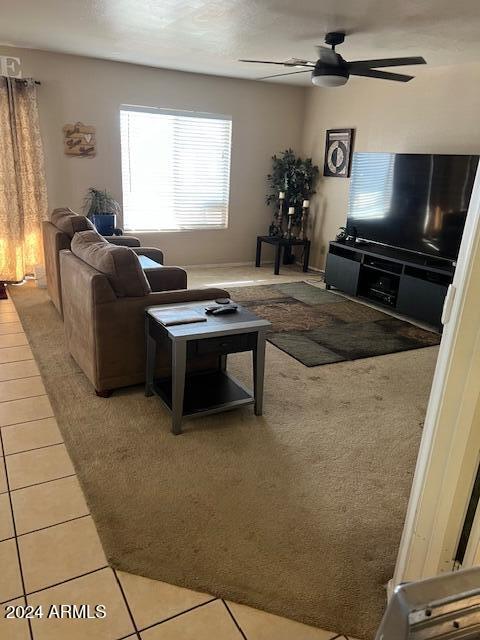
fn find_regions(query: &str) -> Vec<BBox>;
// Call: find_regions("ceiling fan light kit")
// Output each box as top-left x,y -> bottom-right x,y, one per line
311,66 -> 349,87
240,32 -> 426,88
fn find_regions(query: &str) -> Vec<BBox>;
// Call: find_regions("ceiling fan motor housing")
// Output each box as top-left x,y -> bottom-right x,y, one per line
312,59 -> 349,87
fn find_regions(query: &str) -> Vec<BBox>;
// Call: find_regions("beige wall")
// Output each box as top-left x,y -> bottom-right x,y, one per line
0,46 -> 305,265
302,63 -> 480,269
3,46 -> 478,270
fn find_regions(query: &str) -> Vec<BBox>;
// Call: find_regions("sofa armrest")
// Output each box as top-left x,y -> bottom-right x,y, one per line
109,287 -> 229,313
104,287 -> 230,323
132,247 -> 164,264
106,236 -> 141,247
144,266 -> 187,292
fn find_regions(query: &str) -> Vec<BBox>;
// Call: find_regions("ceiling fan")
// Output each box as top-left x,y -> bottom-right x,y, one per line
239,32 -> 426,87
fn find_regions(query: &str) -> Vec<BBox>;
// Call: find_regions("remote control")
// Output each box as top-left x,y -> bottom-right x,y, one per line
211,304 -> 238,315
205,305 -> 220,314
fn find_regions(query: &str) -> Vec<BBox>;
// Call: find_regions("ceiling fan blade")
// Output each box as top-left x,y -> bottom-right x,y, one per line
239,59 -> 293,65
316,45 -> 339,65
258,69 -> 313,80
239,59 -> 313,67
348,56 -> 426,69
349,67 -> 414,82
285,57 -> 316,66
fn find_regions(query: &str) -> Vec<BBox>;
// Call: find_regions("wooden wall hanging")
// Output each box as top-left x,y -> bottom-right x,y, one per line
63,122 -> 96,157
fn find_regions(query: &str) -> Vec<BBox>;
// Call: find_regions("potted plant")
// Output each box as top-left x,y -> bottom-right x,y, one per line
266,149 -> 319,264
335,226 -> 348,243
266,149 -> 319,224
83,188 -> 121,236
266,150 -> 319,260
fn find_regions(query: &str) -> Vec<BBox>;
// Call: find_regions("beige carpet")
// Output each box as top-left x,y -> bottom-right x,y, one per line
10,283 -> 438,639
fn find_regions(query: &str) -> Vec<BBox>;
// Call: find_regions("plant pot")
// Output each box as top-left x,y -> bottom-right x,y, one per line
92,213 -> 116,236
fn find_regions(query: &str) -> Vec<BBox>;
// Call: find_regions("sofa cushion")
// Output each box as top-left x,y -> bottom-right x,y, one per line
71,230 -> 151,298
51,208 -> 94,238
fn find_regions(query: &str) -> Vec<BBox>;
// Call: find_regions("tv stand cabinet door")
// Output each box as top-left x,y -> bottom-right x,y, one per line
397,275 -> 448,328
325,253 -> 360,296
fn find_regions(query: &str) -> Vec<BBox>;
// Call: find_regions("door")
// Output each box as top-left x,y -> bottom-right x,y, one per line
393,165 -> 480,586
325,252 -> 360,295
396,275 -> 448,327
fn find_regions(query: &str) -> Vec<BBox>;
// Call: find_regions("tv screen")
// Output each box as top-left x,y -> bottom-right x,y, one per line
347,153 -> 479,260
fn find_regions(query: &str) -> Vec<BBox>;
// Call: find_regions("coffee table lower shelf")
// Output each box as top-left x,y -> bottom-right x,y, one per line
152,369 -> 254,418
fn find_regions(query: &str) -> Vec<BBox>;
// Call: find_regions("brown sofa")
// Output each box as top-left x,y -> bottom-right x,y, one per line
60,232 -> 228,394
43,208 -> 145,316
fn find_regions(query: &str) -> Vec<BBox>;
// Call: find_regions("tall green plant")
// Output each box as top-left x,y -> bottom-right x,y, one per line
83,188 -> 121,218
266,149 -> 319,218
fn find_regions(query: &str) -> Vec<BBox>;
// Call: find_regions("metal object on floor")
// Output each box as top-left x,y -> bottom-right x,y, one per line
376,567 -> 480,639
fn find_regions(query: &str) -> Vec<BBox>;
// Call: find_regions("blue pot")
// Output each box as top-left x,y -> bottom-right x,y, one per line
92,214 -> 116,236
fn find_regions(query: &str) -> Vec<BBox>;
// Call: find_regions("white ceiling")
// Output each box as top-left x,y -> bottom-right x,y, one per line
1,0 -> 480,85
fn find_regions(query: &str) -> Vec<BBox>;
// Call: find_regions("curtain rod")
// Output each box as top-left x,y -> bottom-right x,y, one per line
0,76 -> 41,85
14,78 -> 41,85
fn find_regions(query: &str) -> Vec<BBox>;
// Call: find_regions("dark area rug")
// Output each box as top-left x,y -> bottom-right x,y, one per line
229,281 -> 440,366
10,282 -> 438,639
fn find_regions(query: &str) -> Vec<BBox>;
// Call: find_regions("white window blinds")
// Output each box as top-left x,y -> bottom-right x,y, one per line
348,153 -> 395,221
120,107 -> 232,231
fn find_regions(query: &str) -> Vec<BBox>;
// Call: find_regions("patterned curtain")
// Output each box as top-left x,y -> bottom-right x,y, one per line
0,77 -> 48,282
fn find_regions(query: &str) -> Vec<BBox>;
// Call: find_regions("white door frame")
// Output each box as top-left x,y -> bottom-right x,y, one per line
393,166 -> 480,585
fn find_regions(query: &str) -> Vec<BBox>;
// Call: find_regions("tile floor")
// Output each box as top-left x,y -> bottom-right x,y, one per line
0,266 -> 358,640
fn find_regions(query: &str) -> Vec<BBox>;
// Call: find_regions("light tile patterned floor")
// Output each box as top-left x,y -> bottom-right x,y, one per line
0,267 -> 357,640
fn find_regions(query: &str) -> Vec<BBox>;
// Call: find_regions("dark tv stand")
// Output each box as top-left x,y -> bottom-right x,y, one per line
324,241 -> 454,329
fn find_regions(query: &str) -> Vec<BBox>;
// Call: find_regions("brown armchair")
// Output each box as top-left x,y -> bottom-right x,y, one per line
42,208 -> 142,316
60,236 -> 228,395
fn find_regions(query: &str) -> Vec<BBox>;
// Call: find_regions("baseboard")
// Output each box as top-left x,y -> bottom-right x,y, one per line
294,261 -> 325,274
182,260 -> 324,273
306,265 -> 325,274
182,261 -> 274,268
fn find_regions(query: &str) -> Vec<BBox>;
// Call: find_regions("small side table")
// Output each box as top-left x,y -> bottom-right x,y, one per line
145,302 -> 270,435
255,236 -> 311,275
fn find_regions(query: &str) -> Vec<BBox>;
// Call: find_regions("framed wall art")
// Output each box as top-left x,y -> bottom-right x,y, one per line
63,122 -> 96,158
323,128 -> 355,178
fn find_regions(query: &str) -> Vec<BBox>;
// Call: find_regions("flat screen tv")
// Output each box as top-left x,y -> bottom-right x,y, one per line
347,153 -> 479,261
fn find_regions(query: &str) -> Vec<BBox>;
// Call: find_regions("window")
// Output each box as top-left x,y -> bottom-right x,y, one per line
120,106 -> 232,231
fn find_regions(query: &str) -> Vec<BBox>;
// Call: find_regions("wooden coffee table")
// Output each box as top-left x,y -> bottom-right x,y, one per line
145,302 -> 270,434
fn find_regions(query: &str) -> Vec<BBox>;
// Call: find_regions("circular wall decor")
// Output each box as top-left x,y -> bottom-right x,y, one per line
327,140 -> 347,175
